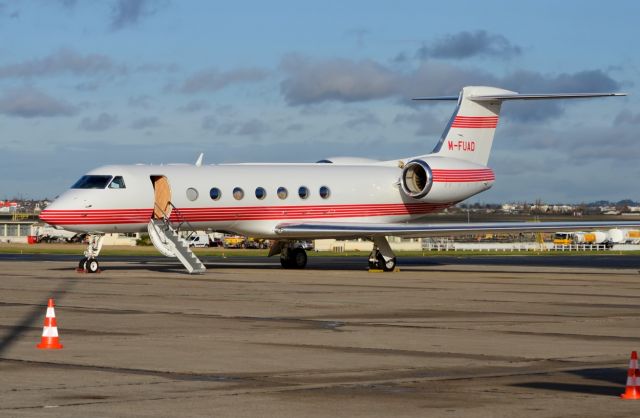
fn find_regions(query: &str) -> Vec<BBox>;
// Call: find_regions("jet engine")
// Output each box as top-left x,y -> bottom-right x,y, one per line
400,159 -> 433,199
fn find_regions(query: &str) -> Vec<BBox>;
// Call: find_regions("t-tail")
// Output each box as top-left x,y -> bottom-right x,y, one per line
416,86 -> 626,166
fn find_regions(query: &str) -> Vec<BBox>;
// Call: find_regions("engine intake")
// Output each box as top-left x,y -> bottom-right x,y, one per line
401,160 -> 433,199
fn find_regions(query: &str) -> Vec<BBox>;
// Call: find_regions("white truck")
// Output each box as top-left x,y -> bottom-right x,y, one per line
187,233 -> 210,248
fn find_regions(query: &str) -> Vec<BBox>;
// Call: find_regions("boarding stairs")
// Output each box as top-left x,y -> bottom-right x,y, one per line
147,215 -> 206,274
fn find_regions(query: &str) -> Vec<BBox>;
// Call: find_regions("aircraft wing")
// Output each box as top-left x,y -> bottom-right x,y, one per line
274,220 -> 640,239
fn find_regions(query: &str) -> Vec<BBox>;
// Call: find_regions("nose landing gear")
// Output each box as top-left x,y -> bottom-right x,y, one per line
77,235 -> 104,273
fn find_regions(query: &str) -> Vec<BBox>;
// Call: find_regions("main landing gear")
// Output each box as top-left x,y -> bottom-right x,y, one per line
368,236 -> 397,272
78,234 -> 104,273
280,245 -> 308,269
271,238 -> 398,272
269,240 -> 308,269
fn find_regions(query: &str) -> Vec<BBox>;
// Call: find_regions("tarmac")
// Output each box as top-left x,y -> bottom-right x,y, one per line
1,254 -> 640,417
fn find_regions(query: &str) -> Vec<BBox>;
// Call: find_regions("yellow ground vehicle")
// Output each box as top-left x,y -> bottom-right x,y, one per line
553,232 -> 573,245
223,236 -> 245,248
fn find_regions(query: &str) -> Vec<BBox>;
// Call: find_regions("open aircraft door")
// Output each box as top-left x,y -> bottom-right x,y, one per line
150,175 -> 172,220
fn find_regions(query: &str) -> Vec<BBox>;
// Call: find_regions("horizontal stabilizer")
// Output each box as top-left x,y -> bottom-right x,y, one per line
414,91 -> 626,101
468,92 -> 627,101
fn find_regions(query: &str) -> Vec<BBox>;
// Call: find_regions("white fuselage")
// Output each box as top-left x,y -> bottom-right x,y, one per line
40,156 -> 494,238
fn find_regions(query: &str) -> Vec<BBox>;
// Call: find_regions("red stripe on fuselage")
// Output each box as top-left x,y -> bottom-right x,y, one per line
39,203 -> 453,226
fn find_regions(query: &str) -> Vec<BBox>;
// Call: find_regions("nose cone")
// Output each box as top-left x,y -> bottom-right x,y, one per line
39,191 -> 91,227
39,196 -> 66,226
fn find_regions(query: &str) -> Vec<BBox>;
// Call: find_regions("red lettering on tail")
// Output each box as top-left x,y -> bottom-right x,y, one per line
447,140 -> 476,152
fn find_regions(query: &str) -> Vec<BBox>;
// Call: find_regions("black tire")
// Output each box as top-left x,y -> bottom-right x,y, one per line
78,257 -> 88,270
86,258 -> 100,273
291,248 -> 307,269
377,254 -> 396,272
280,255 -> 293,269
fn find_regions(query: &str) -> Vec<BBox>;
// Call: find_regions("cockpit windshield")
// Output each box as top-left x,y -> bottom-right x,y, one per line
108,176 -> 126,189
71,175 -> 113,189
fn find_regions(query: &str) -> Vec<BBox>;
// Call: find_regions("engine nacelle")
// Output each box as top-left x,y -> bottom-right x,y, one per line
400,159 -> 433,199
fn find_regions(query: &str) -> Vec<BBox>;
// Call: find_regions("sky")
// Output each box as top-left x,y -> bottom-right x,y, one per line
0,0 -> 639,203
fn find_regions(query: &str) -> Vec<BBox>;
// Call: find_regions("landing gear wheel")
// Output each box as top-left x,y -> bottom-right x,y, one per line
290,248 -> 307,269
78,257 -> 88,270
280,255 -> 292,269
369,250 -> 396,271
280,248 -> 308,269
86,258 -> 100,273
378,254 -> 397,272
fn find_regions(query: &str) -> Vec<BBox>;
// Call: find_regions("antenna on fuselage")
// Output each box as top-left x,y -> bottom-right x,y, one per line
195,153 -> 204,167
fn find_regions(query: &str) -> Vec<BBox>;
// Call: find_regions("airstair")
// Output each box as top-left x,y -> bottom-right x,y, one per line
147,218 -> 206,274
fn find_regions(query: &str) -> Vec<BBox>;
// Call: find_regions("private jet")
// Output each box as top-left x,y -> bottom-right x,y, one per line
40,86 -> 639,273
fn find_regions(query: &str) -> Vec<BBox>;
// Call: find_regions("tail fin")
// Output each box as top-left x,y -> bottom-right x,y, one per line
417,86 -> 625,166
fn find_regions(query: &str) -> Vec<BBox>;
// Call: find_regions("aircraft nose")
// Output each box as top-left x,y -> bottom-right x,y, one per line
39,193 -> 91,225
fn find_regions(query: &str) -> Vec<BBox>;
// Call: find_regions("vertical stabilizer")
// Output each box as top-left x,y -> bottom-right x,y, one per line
431,86 -> 512,165
418,86 -> 623,165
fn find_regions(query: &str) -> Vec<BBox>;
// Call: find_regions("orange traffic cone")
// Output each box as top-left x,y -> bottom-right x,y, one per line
36,298 -> 63,350
621,351 -> 639,399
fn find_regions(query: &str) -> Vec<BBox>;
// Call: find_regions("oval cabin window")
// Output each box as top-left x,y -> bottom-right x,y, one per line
186,188 -> 199,201
319,186 -> 330,199
210,188 -> 221,201
233,187 -> 244,200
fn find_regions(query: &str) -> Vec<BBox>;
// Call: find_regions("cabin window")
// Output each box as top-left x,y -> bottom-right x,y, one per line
277,187 -> 288,200
233,187 -> 244,200
186,188 -> 199,201
108,176 -> 126,189
210,187 -> 222,201
255,187 -> 266,200
298,186 -> 309,200
319,186 -> 330,199
71,175 -> 113,189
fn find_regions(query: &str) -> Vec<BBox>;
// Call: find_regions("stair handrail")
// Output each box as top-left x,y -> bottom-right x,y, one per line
154,201 -> 200,242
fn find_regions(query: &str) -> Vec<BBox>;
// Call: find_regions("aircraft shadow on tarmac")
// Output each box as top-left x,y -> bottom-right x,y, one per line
0,279 -> 76,357
512,367 -> 627,397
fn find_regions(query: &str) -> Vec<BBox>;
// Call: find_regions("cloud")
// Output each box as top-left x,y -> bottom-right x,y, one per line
55,0 -> 77,8
179,99 -> 210,113
280,55 -> 621,123
0,48 -> 123,79
130,116 -> 161,129
501,69 -> 619,93
280,56 -> 493,105
212,118 -> 270,137
0,86 -> 76,118
79,113 -> 118,131
343,110 -> 381,129
110,0 -> 165,30
499,69 -> 621,122
417,30 -> 522,60
0,3 -> 19,18
614,110 -> 640,125
179,67 -> 269,94
344,28 -> 370,48
284,123 -> 304,133
280,54 -> 397,105
201,115 -> 217,130
75,80 -> 102,91
128,95 -> 152,108
394,111 -> 443,136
